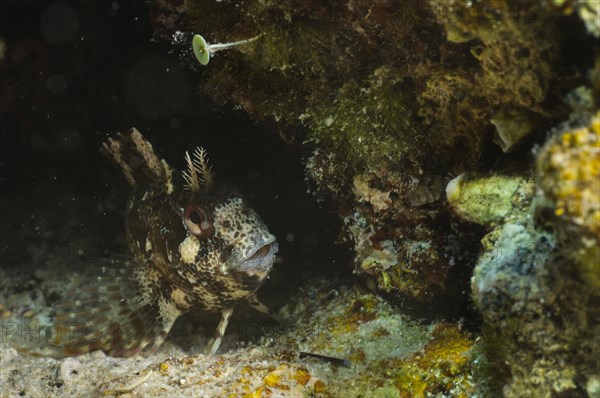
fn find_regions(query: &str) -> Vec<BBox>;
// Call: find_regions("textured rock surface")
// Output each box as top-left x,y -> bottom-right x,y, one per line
0,269 -> 476,397
1,1 -> 599,396
164,0 -> 595,311
449,111 -> 600,396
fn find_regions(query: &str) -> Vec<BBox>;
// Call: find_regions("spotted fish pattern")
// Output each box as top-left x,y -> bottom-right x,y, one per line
52,128 -> 278,357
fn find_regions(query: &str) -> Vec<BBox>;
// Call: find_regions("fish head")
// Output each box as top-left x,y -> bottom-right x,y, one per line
179,187 -> 278,284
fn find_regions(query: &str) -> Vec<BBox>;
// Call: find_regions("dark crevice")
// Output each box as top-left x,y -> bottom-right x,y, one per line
0,1 -> 350,307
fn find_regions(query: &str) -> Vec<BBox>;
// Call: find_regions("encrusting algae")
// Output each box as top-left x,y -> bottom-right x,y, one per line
537,111 -> 600,290
537,111 -> 600,238
445,106 -> 600,396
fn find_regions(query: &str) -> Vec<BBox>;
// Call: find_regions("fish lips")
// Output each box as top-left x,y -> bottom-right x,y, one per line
238,240 -> 278,275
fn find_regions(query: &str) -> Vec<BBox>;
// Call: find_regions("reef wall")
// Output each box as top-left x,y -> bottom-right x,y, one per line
149,0 -> 599,396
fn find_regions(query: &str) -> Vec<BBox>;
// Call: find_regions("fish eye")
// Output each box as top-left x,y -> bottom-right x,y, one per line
184,203 -> 214,239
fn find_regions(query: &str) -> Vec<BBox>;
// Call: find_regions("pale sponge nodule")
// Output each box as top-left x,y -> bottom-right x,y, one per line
446,173 -> 524,226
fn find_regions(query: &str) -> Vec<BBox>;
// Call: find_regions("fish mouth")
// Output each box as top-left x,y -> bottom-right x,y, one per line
238,239 -> 278,274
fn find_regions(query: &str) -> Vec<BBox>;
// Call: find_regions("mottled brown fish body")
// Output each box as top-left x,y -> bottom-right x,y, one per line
53,128 -> 277,356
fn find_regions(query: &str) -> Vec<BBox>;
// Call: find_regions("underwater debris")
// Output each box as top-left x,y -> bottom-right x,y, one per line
0,271 -> 478,396
298,351 -> 351,368
192,33 -> 262,65
108,369 -> 154,394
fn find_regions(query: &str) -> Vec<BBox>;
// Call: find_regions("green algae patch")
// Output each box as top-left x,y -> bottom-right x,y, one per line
304,66 -> 416,172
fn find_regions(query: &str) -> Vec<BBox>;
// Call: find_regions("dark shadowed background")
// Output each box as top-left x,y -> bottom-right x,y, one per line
0,0 -> 351,309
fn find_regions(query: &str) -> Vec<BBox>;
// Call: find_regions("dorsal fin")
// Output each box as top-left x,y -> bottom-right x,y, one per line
101,128 -> 174,191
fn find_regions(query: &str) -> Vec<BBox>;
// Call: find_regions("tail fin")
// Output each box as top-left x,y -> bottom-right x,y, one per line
51,259 -> 179,357
101,128 -> 173,189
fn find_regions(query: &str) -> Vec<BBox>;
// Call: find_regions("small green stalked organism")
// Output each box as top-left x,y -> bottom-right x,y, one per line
52,128 -> 278,357
192,33 -> 262,65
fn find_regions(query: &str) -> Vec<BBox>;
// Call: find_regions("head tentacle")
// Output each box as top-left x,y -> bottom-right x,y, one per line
182,147 -> 214,193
